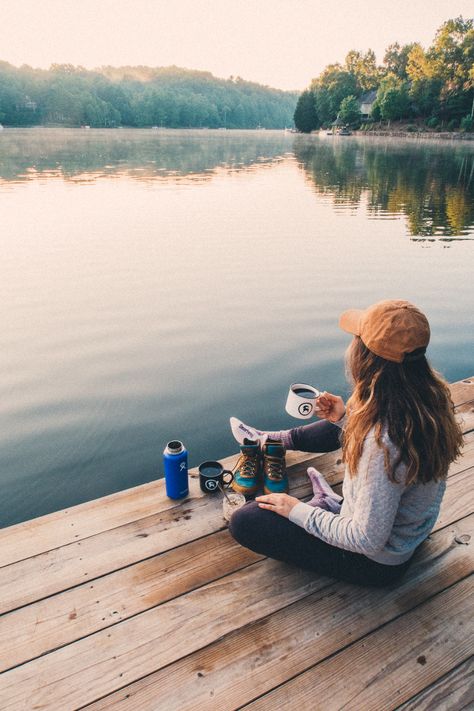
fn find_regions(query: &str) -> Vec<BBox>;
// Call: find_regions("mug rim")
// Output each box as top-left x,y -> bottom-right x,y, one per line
198,460 -> 223,476
290,382 -> 320,398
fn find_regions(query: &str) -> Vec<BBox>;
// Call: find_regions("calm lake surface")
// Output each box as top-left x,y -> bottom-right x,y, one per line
1,128 -> 473,526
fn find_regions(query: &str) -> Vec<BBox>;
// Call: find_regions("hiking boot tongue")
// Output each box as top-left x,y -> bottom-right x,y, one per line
265,442 -> 284,457
242,438 -> 259,454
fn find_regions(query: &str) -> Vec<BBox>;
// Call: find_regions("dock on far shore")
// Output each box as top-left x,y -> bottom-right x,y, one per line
0,376 -> 473,710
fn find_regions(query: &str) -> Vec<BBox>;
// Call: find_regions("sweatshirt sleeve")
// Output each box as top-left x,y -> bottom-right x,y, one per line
333,413 -> 347,429
289,433 -> 406,556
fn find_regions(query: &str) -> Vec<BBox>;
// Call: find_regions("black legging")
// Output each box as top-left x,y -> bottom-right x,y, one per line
229,420 -> 413,587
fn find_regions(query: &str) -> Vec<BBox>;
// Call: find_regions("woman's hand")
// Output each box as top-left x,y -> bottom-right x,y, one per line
314,392 -> 346,423
256,493 -> 300,518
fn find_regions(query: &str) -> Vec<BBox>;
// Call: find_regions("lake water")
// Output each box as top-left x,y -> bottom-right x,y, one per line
1,128 -> 473,526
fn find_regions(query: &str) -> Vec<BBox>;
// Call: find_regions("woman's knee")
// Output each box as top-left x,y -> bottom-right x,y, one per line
229,500 -> 266,547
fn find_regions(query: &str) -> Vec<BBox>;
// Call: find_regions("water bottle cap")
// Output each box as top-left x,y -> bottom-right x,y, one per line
166,440 -> 184,454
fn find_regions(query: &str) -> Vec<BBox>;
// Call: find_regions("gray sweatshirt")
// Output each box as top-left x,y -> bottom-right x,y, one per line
289,417 -> 446,565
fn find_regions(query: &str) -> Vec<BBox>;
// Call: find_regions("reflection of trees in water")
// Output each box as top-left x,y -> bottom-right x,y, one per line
294,136 -> 474,238
0,128 -> 293,184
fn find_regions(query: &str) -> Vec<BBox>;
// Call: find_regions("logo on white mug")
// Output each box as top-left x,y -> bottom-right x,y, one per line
298,402 -> 312,416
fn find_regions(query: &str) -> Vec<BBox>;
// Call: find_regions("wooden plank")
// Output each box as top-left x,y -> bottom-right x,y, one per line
84,515 -> 474,711
396,657 -> 474,711
0,559 -> 330,711
245,576 -> 474,711
449,375 -> 474,406
1,458 -> 471,673
0,472 -> 203,569
0,378 -> 470,565
0,443 -> 346,614
0,413 -> 470,616
0,449 -> 324,569
435,467 -> 474,528
456,399 -> 474,433
0,494 -> 228,614
0,532 -> 262,673
0,448 -> 471,618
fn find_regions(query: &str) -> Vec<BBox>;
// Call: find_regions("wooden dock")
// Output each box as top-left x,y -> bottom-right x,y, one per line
0,376 -> 473,710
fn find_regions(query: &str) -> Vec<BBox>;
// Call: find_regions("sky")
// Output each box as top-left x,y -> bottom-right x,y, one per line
0,0 -> 472,90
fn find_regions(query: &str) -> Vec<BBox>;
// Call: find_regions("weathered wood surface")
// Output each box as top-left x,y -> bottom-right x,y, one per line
85,516 -> 474,711
246,576 -> 474,711
396,657 -> 474,711
0,460 -> 472,674
0,376 -> 472,711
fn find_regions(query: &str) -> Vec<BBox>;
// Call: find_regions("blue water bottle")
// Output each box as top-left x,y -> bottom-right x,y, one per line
163,440 -> 189,499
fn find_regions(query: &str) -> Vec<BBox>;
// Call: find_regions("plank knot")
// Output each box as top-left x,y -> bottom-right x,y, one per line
454,534 -> 471,545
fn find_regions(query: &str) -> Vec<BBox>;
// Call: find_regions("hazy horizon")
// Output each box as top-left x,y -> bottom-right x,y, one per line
1,0 -> 472,91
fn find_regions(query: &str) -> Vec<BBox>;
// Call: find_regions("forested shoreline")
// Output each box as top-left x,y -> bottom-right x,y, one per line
0,63 -> 297,129
294,16 -> 474,133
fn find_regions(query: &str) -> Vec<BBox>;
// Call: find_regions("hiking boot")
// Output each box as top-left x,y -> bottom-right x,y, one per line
232,439 -> 261,496
262,439 -> 288,494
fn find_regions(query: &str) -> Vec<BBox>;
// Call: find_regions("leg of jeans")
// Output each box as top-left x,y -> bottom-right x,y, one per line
229,501 -> 412,587
289,419 -> 342,453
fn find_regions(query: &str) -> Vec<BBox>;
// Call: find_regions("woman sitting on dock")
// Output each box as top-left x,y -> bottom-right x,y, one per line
229,300 -> 464,587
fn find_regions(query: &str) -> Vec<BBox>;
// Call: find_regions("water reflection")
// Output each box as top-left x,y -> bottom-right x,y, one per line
2,129 -> 473,239
0,127 -> 293,185
294,135 -> 474,239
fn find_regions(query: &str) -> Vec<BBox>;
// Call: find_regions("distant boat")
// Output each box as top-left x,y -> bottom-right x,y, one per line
0,124 -> 4,130
326,129 -> 334,135
337,127 -> 352,136
82,125 -> 91,130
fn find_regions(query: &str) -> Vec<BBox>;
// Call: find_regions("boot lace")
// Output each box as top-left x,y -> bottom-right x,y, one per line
264,456 -> 285,480
235,452 -> 258,478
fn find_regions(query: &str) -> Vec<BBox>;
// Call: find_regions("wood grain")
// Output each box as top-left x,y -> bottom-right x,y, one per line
0,558 -> 331,710
1,459 -> 471,673
396,656 -> 474,711
0,531 -> 263,673
245,575 -> 474,711
85,515 -> 474,711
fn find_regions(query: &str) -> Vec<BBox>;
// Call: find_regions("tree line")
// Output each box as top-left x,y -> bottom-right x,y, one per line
294,16 -> 474,132
0,63 -> 298,129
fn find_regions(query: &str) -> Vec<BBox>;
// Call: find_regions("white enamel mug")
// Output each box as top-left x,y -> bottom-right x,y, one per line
285,383 -> 321,419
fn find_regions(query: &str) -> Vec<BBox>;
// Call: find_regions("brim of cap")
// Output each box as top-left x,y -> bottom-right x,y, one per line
339,308 -> 363,336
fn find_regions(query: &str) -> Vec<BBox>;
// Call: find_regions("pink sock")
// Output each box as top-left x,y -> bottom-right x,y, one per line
306,467 -> 342,512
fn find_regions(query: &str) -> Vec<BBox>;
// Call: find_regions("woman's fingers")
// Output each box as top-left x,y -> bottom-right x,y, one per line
257,502 -> 275,511
256,494 -> 281,510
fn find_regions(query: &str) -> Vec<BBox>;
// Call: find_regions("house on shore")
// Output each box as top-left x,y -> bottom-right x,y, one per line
359,90 -> 377,119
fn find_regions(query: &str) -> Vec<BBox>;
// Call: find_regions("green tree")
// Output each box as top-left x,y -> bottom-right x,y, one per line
378,85 -> 411,121
293,90 -> 318,132
338,95 -> 362,126
406,43 -> 441,116
345,49 -> 380,91
383,43 -> 417,79
428,17 -> 474,118
0,61 -> 298,129
311,65 -> 357,125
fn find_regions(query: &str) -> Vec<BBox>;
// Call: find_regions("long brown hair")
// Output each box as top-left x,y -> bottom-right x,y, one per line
342,337 -> 463,485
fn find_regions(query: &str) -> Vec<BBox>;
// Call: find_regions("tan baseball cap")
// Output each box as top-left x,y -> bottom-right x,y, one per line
339,299 -> 430,363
